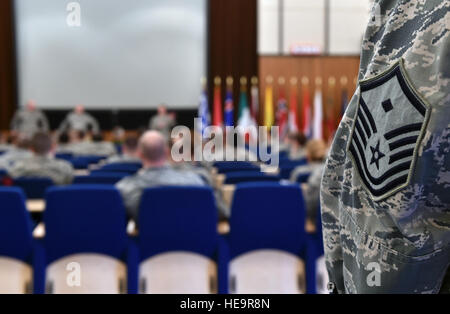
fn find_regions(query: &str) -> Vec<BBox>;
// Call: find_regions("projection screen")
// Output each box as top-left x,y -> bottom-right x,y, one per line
14,0 -> 207,109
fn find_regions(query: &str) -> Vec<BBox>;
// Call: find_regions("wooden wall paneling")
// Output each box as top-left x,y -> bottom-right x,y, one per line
208,0 -> 258,120
0,0 -> 17,131
259,56 -> 360,137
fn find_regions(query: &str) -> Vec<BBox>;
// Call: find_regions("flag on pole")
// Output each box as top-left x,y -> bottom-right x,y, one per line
250,77 -> 259,126
276,77 -> 289,139
197,79 -> 210,137
237,77 -> 253,129
224,77 -> 234,127
212,77 -> 223,127
301,85 -> 312,138
325,78 -> 336,140
288,77 -> 299,133
313,88 -> 323,140
264,77 -> 274,128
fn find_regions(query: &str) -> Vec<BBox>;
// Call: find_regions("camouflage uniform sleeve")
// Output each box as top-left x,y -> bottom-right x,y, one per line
88,115 -> 100,133
58,116 -> 70,133
320,96 -> 358,294
39,112 -> 50,132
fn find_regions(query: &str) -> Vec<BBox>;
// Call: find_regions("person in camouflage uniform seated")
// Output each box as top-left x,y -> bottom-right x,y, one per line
321,0 -> 449,293
8,133 -> 74,185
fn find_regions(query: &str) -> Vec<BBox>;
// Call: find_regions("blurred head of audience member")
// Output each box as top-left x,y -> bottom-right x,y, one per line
122,135 -> 139,158
305,139 -> 327,163
138,131 -> 168,168
58,132 -> 70,146
112,126 -> 125,143
31,132 -> 53,156
289,132 -> 307,150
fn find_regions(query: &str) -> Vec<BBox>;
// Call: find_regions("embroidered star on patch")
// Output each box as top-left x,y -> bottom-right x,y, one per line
370,140 -> 385,170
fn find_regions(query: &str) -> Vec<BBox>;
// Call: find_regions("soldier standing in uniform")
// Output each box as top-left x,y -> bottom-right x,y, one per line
148,104 -> 175,139
321,0 -> 449,293
8,132 -> 74,185
116,131 -> 204,221
10,100 -> 49,137
58,104 -> 100,134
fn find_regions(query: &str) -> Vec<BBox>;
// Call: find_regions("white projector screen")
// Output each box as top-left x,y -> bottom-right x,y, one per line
15,0 -> 207,109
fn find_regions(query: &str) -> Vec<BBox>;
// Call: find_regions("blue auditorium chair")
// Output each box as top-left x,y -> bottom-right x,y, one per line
42,185 -> 135,294
14,177 -> 54,199
224,172 -> 280,185
278,160 -> 308,180
91,163 -> 141,175
137,186 -> 228,294
279,158 -> 308,167
100,162 -> 142,172
69,156 -> 107,169
214,162 -> 260,174
0,187 -> 40,293
306,204 -> 329,294
55,153 -> 73,161
73,172 -> 129,185
228,182 -> 307,294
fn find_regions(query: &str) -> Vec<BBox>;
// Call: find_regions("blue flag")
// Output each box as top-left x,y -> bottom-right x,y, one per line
224,90 -> 234,127
198,89 -> 210,137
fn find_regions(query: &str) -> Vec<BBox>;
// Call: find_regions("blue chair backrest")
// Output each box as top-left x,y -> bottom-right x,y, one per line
14,177 -> 54,199
138,186 -> 218,261
70,156 -> 106,169
279,159 -> 308,167
224,172 -> 280,185
214,162 -> 260,174
229,182 -> 306,259
55,153 -> 73,161
100,163 -> 142,173
44,185 -> 127,264
0,187 -> 33,263
73,173 -> 128,185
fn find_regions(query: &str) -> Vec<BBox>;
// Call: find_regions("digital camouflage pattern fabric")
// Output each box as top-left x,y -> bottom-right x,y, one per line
10,109 -> 49,136
321,0 -> 450,294
8,155 -> 74,185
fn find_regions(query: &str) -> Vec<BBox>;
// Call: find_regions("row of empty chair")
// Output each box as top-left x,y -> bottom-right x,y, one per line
0,183 -> 327,294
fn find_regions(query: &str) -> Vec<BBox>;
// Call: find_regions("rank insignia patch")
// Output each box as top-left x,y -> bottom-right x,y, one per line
348,60 -> 430,201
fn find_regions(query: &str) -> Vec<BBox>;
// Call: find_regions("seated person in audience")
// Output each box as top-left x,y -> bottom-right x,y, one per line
105,135 -> 141,164
170,135 -> 212,185
291,139 -> 327,233
58,104 -> 100,134
287,132 -> 307,160
0,135 -> 32,171
55,132 -> 71,154
148,104 -> 176,139
85,133 -> 117,156
10,100 -> 50,137
116,131 -> 204,221
8,132 -> 74,185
